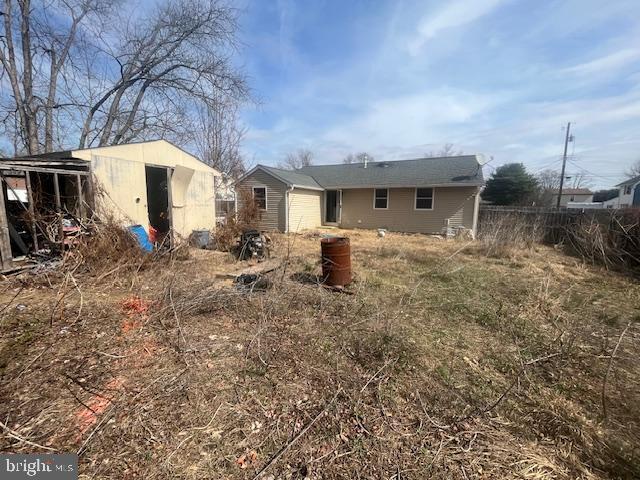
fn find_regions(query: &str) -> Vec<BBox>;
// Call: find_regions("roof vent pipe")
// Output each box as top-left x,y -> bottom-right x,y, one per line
363,154 -> 368,169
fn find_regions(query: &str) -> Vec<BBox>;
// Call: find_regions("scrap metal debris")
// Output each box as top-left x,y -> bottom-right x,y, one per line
234,229 -> 270,261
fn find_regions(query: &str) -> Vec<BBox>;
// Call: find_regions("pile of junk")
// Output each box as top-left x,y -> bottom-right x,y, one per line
233,229 -> 271,261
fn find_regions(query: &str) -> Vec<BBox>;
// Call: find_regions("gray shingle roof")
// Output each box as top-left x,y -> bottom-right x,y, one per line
258,165 -> 323,190
616,175 -> 640,187
296,155 -> 484,189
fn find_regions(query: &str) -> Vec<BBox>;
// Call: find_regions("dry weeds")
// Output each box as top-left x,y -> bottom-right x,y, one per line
0,228 -> 638,479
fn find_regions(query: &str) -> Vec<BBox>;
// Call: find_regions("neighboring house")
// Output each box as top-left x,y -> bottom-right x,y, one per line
0,140 -> 219,270
552,188 -> 593,206
235,155 -> 484,236
604,176 -> 640,208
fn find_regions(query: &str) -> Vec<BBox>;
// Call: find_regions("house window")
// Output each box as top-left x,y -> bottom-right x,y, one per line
624,185 -> 632,195
374,188 -> 388,209
253,186 -> 267,210
415,188 -> 434,210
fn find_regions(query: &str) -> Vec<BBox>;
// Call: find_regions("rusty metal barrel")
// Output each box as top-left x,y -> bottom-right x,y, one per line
320,237 -> 352,286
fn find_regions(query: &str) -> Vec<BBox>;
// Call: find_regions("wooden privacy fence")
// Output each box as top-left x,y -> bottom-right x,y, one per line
478,206 -> 640,270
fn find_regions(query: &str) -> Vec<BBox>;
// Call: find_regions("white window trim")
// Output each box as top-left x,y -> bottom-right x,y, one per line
252,186 -> 267,211
373,188 -> 389,210
414,187 -> 435,211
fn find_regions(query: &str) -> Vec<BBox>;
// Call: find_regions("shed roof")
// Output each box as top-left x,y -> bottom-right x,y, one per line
296,155 -> 484,189
20,139 -> 213,171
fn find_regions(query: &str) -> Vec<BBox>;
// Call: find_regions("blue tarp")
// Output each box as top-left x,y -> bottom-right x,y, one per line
128,225 -> 153,252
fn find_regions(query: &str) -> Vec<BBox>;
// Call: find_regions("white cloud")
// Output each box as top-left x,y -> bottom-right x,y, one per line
407,0 -> 505,55
323,88 -> 500,148
562,48 -> 640,75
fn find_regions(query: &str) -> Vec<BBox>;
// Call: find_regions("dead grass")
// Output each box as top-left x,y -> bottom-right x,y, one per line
0,228 -> 639,479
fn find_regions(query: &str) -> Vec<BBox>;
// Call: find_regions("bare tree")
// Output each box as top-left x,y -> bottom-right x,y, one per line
279,149 -> 313,169
568,172 -> 592,189
0,0 -> 111,153
342,152 -> 373,164
624,159 -> 640,178
193,98 -> 246,179
537,169 -> 560,191
76,0 -> 248,149
535,169 -> 560,206
425,143 -> 464,157
0,0 -> 249,155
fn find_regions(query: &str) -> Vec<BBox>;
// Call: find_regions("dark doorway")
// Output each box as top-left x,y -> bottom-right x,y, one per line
145,166 -> 171,236
325,190 -> 338,223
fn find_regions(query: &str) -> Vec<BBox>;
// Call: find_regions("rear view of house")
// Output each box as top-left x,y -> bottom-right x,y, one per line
236,155 -> 484,236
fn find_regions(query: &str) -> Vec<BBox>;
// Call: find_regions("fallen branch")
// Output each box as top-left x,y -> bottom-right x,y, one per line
252,388 -> 343,479
601,322 -> 632,420
0,419 -> 57,452
468,351 -> 562,419
360,358 -> 397,394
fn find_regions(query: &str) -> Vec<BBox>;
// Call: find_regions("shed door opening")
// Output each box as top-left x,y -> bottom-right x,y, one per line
145,166 -> 171,237
325,190 -> 339,224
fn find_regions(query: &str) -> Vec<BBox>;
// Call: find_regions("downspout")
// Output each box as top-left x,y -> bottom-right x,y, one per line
285,185 -> 294,233
471,186 -> 481,239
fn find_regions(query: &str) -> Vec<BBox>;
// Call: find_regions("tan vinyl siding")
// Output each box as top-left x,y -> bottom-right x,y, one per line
236,170 -> 287,231
339,187 -> 478,234
289,188 -> 322,232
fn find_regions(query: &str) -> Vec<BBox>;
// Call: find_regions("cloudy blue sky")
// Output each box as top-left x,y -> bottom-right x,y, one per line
237,0 -> 640,189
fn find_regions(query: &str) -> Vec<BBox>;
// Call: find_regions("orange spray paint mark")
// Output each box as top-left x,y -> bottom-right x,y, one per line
75,378 -> 123,440
121,296 -> 152,316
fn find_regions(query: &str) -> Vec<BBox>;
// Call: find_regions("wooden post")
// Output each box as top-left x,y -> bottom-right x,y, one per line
25,171 -> 39,251
76,173 -> 85,220
53,173 -> 64,246
0,182 -> 13,270
166,167 -> 173,247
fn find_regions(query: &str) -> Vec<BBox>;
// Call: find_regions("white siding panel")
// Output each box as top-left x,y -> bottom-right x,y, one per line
289,188 -> 322,232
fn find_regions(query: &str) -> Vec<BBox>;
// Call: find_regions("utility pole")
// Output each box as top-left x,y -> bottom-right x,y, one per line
556,122 -> 572,208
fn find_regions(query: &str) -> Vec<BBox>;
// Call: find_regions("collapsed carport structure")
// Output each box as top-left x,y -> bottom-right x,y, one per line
0,155 -> 92,271
0,140 -> 219,272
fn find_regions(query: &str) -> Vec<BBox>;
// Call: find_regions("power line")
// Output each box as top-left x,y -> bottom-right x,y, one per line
566,158 -> 622,182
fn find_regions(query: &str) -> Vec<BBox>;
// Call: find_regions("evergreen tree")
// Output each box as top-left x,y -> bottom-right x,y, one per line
482,163 -> 538,205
